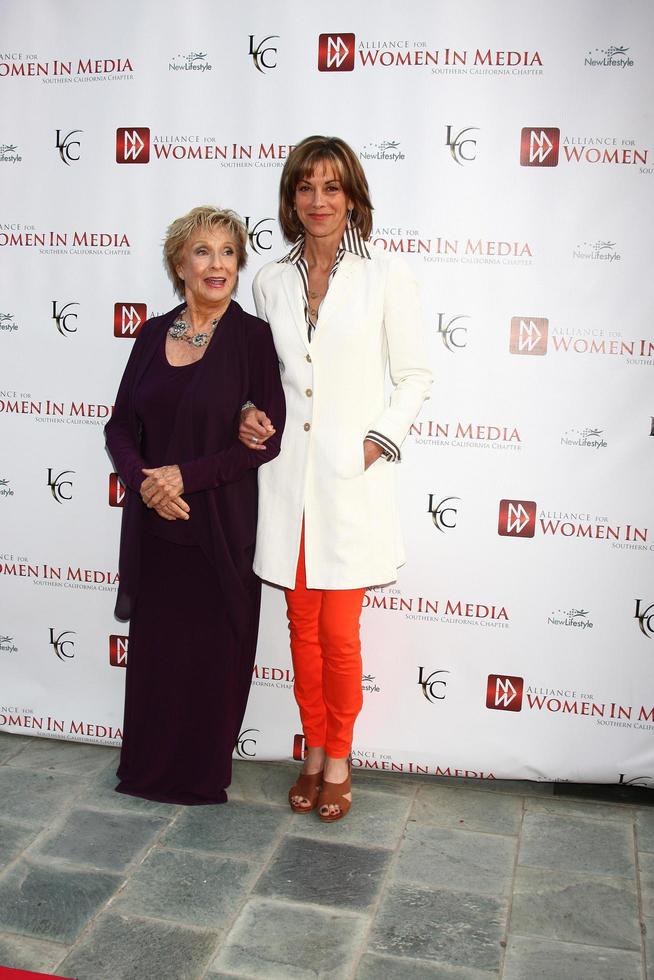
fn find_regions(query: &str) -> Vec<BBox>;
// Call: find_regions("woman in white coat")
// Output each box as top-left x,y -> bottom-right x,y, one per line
241,135 -> 432,821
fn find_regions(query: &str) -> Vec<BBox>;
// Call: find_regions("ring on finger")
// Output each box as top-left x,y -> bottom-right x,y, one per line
251,436 -> 259,444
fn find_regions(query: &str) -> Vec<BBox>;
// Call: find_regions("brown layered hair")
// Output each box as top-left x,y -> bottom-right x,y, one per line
279,136 -> 374,242
164,206 -> 248,299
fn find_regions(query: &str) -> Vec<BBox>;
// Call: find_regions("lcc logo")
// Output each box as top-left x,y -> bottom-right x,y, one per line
114,302 -> 147,338
437,313 -> 469,352
47,468 -> 74,504
244,216 -> 274,255
427,494 -> 459,532
116,127 -> 150,164
635,599 -> 654,638
498,499 -> 536,537
248,35 -> 279,73
318,33 -> 355,71
445,125 -> 479,165
109,473 -> 126,507
418,666 -> 449,702
109,634 -> 128,667
52,300 -> 79,337
619,773 -> 654,788
50,627 -> 76,662
520,127 -> 560,167
486,674 -> 524,711
235,728 -> 259,758
55,128 -> 82,166
510,316 -> 548,355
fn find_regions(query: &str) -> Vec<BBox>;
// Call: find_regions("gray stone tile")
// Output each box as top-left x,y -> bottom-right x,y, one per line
644,916 -> 654,980
0,931 -> 67,974
394,824 -> 516,897
163,800 -> 290,857
59,912 -> 218,980
411,783 -> 522,836
79,759 -> 178,816
33,806 -> 167,872
287,787 -> 412,849
637,809 -> 654,852
0,858 -> 121,942
0,732 -> 27,763
527,796 -> 633,823
0,819 -> 40,868
229,759 -> 298,806
640,851 -> 654,916
510,866 -> 641,950
211,896 -> 368,979
255,835 -> 389,911
114,846 -> 255,929
519,811 -> 635,877
369,881 -> 506,971
7,735 -> 118,775
0,768 -> 84,826
503,935 -> 642,980
356,952 -> 492,979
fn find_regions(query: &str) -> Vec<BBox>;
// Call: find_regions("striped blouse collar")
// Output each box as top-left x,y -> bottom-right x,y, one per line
279,225 -> 371,264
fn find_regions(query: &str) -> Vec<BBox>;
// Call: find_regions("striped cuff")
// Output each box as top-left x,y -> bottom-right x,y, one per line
366,430 -> 401,463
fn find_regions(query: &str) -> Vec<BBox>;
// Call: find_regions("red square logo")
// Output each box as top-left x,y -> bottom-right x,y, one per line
486,674 -> 524,711
318,34 -> 355,71
109,634 -> 128,667
116,127 -> 150,164
509,316 -> 548,355
292,733 -> 307,760
108,473 -> 126,507
520,127 -> 560,167
498,499 -> 537,537
113,302 -> 147,338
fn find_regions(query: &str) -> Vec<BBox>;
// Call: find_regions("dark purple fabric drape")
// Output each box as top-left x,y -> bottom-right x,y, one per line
105,299 -> 286,624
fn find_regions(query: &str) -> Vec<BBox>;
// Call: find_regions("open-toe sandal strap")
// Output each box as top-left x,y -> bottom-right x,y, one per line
318,776 -> 351,808
291,770 -> 323,797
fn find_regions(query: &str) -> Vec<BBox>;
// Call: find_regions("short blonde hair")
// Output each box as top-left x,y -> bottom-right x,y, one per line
279,135 -> 374,242
164,206 -> 248,299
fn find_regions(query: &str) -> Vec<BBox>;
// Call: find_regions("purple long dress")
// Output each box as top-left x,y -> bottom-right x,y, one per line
105,300 -> 285,804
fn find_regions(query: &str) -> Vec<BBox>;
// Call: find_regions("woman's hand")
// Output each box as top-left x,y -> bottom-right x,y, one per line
140,465 -> 188,517
151,497 -> 190,521
239,406 -> 276,451
363,439 -> 383,470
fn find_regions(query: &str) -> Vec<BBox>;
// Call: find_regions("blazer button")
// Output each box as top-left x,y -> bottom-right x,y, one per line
303,422 -> 311,431
306,354 -> 311,363
305,388 -> 313,397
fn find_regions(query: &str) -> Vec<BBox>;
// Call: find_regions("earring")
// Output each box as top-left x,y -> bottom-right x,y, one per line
347,208 -> 353,227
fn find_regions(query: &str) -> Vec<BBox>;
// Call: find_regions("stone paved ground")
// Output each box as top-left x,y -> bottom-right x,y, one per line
0,731 -> 652,979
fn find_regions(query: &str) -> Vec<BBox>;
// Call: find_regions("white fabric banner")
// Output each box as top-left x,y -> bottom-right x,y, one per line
1,0 -> 653,786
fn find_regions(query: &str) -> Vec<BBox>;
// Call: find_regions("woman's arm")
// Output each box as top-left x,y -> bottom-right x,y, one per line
179,318 -> 286,493
365,256 -> 433,460
104,327 -> 149,492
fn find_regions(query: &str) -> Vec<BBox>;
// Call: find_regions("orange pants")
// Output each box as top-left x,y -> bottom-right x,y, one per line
284,526 -> 365,758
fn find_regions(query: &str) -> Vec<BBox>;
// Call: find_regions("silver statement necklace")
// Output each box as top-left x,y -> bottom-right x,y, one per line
168,308 -> 223,348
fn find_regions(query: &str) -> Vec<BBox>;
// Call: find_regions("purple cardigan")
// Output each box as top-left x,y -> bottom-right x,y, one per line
105,300 -> 286,621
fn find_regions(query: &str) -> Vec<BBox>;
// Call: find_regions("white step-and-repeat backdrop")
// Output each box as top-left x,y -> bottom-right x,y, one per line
1,0 -> 653,785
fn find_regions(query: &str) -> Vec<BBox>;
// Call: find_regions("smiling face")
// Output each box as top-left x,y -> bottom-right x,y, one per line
175,226 -> 239,312
293,161 -> 353,242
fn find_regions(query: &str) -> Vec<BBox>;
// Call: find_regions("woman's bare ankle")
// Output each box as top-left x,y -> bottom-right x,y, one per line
302,746 -> 325,774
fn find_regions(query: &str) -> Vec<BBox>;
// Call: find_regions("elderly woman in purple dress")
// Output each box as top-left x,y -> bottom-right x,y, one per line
105,206 -> 285,804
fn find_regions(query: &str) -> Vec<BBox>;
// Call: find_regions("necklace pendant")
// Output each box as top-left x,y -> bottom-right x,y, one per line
168,308 -> 222,346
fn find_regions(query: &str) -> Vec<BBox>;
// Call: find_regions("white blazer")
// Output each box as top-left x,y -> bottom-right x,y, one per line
253,243 -> 432,589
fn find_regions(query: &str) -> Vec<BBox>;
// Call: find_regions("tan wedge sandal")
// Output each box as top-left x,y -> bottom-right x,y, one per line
317,763 -> 351,823
288,770 -> 323,813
